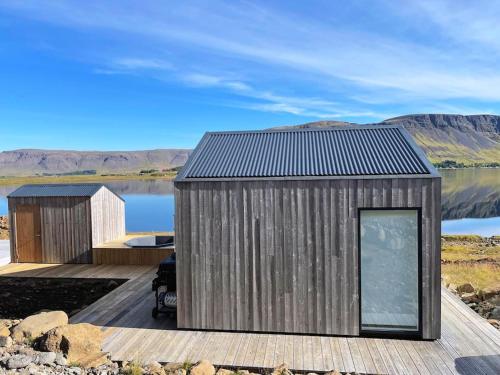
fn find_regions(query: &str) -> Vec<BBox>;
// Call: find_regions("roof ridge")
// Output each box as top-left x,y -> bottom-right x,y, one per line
175,126 -> 439,181
205,124 -> 399,136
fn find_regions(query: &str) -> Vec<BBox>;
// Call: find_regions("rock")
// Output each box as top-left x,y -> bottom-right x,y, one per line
216,369 -> 235,375
489,307 -> 500,320
147,361 -> 166,375
325,371 -> 341,375
35,351 -> 57,365
70,366 -> 82,375
6,354 -> 34,369
0,326 -> 10,337
272,363 -> 293,375
461,292 -> 479,303
0,319 -> 14,329
78,351 -> 109,369
164,362 -> 182,371
488,294 -> 500,305
456,283 -> 475,294
39,323 -> 103,363
478,288 -> 498,301
487,319 -> 499,329
164,363 -> 187,375
55,352 -> 67,366
190,360 -> 215,375
11,311 -> 68,343
0,336 -> 12,348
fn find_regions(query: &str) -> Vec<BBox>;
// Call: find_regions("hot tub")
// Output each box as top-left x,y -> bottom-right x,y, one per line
125,235 -> 174,248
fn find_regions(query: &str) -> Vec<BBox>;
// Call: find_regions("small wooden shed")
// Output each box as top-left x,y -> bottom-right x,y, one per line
8,183 -> 125,264
175,125 -> 441,339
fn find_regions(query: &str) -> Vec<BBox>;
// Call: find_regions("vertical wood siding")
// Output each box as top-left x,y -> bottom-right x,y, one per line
9,196 -> 92,263
175,177 -> 441,339
90,188 -> 126,247
8,188 -> 125,264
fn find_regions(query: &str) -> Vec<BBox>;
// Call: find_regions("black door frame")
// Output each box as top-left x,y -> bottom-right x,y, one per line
358,207 -> 423,339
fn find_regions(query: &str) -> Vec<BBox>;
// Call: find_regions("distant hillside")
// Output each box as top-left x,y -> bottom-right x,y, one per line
2,114 -> 499,176
274,114 -> 500,166
0,149 -> 191,176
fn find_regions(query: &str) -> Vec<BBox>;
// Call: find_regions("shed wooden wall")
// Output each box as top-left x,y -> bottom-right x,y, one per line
8,196 -> 93,263
175,177 -> 441,339
90,188 -> 125,247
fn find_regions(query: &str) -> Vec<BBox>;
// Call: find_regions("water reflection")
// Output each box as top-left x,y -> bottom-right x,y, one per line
441,168 -> 500,220
0,169 -> 499,234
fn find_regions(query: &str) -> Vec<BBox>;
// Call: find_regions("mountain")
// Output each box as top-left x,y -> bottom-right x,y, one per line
274,114 -> 500,166
1,114 -> 499,176
0,149 -> 191,176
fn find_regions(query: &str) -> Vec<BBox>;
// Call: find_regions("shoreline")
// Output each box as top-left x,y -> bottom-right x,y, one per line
0,173 -> 176,186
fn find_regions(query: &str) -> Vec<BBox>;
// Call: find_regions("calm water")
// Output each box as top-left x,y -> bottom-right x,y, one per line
0,169 -> 499,235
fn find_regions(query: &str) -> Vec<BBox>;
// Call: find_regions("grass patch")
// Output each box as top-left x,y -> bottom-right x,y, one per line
441,236 -> 499,292
181,360 -> 194,371
441,236 -> 499,263
442,234 -> 483,242
122,362 -> 143,375
442,263 -> 500,291
0,173 -> 176,186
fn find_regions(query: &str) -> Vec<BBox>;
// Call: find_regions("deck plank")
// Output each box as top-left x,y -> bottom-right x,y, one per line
1,264 -> 499,374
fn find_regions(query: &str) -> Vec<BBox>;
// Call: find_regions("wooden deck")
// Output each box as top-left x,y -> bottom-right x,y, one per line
1,263 -> 499,374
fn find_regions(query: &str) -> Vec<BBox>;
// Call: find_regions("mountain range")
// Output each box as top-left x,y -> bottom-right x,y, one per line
0,149 -> 191,176
1,114 -> 499,176
274,114 -> 500,167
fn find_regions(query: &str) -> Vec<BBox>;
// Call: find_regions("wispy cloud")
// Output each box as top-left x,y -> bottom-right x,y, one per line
1,0 -> 499,120
112,58 -> 173,70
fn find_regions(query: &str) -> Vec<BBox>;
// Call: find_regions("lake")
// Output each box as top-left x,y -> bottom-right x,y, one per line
0,168 -> 499,236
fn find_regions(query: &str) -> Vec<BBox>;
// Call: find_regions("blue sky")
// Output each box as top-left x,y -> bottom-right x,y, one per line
1,1 -> 500,150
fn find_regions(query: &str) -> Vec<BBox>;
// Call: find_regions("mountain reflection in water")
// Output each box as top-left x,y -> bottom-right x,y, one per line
0,169 -> 498,234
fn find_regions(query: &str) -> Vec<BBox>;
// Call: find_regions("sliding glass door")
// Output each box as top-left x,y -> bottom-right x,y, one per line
360,209 -> 420,334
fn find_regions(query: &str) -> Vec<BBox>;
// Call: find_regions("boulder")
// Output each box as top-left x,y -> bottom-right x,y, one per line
35,351 -> 57,365
147,361 -> 166,375
39,323 -> 103,363
461,292 -> 479,303
216,369 -> 235,375
55,352 -> 67,366
191,360 -> 215,375
0,326 -> 10,337
456,283 -> 475,294
0,335 -> 12,348
11,311 -> 68,343
78,351 -> 110,369
488,294 -> 500,306
272,363 -> 293,375
164,362 -> 187,375
6,354 -> 34,369
489,307 -> 500,320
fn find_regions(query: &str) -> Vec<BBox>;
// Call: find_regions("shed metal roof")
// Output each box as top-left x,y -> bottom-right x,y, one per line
8,183 -> 124,201
176,125 -> 438,181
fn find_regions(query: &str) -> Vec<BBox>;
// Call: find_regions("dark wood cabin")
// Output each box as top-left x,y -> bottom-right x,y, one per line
174,125 -> 441,339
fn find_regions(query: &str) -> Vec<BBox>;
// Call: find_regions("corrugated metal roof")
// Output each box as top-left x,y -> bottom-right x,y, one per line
177,126 -> 433,180
8,183 -> 124,201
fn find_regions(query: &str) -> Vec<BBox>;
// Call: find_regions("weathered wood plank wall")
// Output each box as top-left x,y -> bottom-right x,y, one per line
175,177 -> 441,339
8,196 -> 93,263
90,188 -> 126,247
8,189 -> 125,264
